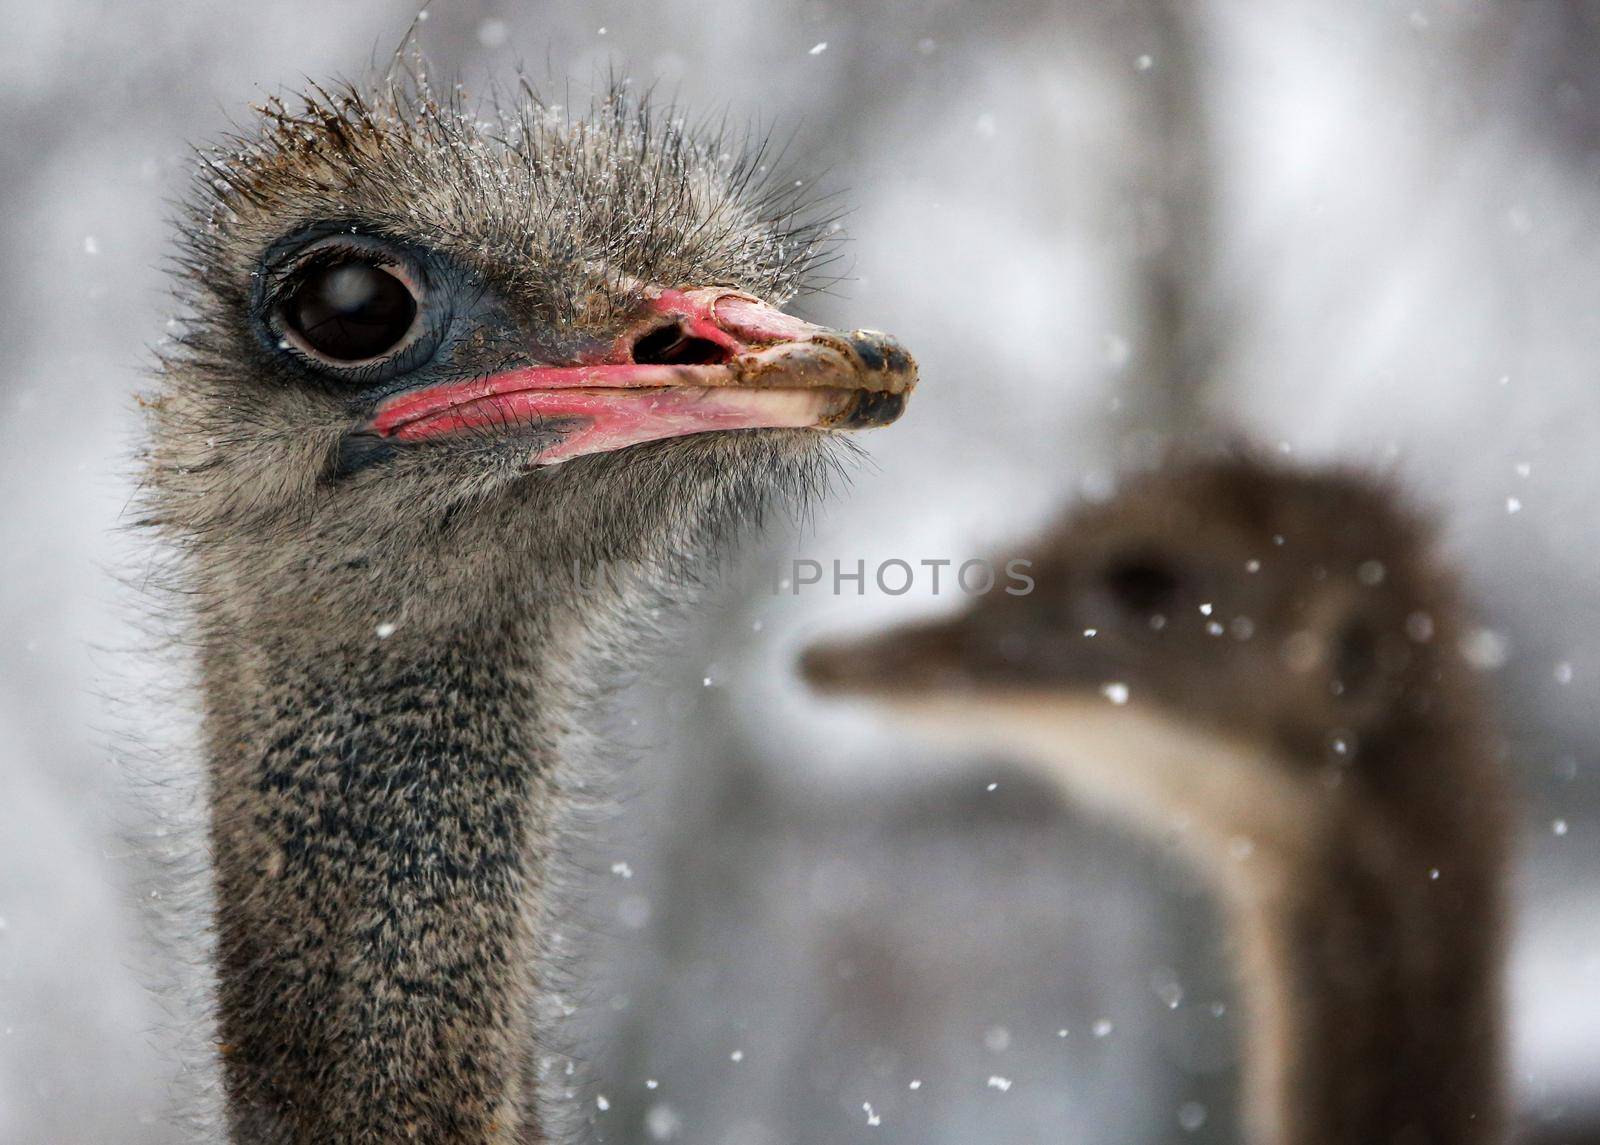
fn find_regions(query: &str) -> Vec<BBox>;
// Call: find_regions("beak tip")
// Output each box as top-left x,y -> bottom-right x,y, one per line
846,330 -> 916,381
834,389 -> 909,429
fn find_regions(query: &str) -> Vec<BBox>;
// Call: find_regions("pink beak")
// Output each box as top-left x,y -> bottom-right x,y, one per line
359,287 -> 916,465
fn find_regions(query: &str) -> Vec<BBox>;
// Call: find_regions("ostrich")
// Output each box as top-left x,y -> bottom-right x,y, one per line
141,75 -> 915,1144
803,456 -> 1510,1145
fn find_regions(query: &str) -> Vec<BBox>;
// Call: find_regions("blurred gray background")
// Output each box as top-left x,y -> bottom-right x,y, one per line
3,1 -> 1599,1141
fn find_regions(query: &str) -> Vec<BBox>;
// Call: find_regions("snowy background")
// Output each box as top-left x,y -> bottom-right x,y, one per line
3,1 -> 1599,1142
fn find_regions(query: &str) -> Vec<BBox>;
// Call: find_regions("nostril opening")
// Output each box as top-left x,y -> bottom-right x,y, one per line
630,322 -> 733,366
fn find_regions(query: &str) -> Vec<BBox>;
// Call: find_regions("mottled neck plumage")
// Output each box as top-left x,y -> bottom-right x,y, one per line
203,610 -> 561,1143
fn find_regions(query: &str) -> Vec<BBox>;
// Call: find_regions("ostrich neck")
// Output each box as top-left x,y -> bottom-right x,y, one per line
882,695 -> 1507,1145
1227,806 -> 1506,1145
202,607 -> 567,1145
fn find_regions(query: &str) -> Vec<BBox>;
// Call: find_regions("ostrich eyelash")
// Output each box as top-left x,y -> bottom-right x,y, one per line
266,241 -> 419,309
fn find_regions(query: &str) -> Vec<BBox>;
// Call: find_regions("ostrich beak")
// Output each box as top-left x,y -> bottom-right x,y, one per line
800,594 -> 1117,701
352,287 -> 917,467
800,618 -> 973,697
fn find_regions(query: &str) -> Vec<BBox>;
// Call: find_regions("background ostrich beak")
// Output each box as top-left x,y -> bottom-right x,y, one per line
801,616 -> 973,697
802,604 -> 1117,702
355,286 -> 917,466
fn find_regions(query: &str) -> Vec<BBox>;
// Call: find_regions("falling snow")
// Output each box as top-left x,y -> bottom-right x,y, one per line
1153,972 -> 1184,1010
645,1103 -> 681,1140
1460,628 -> 1509,671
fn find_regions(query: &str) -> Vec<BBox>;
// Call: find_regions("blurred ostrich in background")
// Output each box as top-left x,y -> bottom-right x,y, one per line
805,455 -> 1511,1144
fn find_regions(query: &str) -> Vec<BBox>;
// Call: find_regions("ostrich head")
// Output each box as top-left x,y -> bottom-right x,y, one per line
803,456 -> 1488,826
145,76 -> 914,639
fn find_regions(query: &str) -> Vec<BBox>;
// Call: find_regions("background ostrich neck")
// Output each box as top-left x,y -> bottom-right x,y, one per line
202,592 -> 570,1145
1227,773 -> 1506,1145
877,693 -> 1507,1145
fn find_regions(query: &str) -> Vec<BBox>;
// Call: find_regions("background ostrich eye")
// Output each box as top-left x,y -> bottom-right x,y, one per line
1334,617 -> 1378,694
1103,554 -> 1181,614
282,262 -> 418,363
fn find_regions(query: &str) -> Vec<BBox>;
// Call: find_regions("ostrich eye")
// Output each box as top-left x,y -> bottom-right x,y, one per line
1334,618 -> 1378,693
283,262 -> 418,363
1103,554 -> 1181,614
